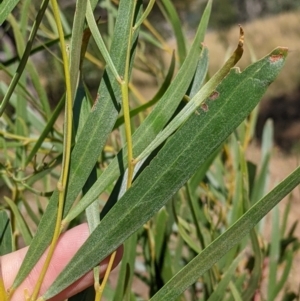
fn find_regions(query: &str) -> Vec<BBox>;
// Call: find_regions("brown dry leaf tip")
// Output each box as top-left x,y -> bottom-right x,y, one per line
238,25 -> 244,48
269,51 -> 285,62
201,103 -> 209,112
209,91 -> 219,101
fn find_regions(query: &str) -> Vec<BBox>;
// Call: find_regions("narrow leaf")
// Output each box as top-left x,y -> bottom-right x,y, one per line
189,46 -> 209,98
0,210 -> 12,255
112,234 -> 138,301
4,197 -> 32,245
206,253 -> 243,301
159,0 -> 187,65
0,0 -> 21,25
267,206 -> 280,301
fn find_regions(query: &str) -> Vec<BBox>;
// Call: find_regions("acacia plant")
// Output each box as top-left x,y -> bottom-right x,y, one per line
0,0 -> 299,300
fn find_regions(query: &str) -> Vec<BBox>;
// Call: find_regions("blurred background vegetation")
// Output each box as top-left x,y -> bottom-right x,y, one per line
150,0 -> 300,150
173,0 -> 300,29
1,0 -> 299,149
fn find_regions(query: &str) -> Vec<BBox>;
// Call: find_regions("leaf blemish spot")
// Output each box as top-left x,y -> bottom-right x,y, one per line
201,103 -> 209,112
269,53 -> 283,63
209,91 -> 219,101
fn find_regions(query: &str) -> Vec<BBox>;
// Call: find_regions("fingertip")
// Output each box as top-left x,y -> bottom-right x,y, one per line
49,244 -> 124,301
3,223 -> 124,301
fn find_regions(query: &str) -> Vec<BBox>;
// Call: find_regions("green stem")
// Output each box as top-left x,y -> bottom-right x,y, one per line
28,0 -> 73,299
122,1 -> 137,189
95,2 -> 137,299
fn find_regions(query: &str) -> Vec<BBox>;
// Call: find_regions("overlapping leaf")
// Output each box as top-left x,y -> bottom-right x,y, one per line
11,0 -> 143,290
43,47 -> 288,299
64,0 -> 213,223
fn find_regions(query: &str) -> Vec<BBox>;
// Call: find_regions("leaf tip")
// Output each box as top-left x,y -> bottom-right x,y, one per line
269,47 -> 289,63
238,24 -> 244,48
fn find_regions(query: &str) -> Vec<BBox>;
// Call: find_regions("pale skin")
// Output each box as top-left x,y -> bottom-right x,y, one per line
1,223 -> 123,301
